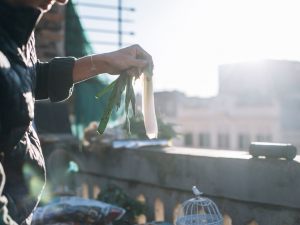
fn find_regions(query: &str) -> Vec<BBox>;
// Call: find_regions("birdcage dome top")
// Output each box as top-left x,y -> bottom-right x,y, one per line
175,187 -> 223,225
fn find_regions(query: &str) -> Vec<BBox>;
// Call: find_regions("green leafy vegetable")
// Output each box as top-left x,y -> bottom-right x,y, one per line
97,79 -> 120,134
96,71 -> 136,134
95,79 -> 117,99
129,78 -> 136,116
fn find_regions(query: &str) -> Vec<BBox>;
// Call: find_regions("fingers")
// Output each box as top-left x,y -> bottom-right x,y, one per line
132,44 -> 154,73
130,58 -> 148,70
105,44 -> 153,76
126,67 -> 140,77
125,59 -> 145,78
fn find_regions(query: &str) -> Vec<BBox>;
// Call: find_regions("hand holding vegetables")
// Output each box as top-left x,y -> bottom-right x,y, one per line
73,44 -> 153,83
92,45 -> 157,139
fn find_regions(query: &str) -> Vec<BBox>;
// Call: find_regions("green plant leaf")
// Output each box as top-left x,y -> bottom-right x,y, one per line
115,74 -> 127,110
97,79 -> 120,134
125,75 -> 133,114
95,79 -> 117,99
130,82 -> 136,116
97,72 -> 139,135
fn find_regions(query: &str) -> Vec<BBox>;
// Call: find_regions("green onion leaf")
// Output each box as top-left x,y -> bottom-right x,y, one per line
95,79 -> 117,99
97,80 -> 119,134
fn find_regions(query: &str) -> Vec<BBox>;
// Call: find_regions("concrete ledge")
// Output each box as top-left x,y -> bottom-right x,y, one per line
88,146 -> 300,209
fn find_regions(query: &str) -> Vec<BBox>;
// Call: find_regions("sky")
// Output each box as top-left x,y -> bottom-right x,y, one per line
76,0 -> 300,97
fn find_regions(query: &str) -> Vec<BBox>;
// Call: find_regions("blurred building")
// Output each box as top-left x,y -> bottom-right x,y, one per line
155,60 -> 300,151
35,5 -> 66,60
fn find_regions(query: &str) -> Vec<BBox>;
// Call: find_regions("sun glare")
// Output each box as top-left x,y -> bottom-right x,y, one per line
133,0 -> 300,97
81,0 -> 300,97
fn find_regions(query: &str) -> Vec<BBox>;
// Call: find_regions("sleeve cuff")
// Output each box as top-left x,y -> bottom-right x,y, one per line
48,57 -> 76,102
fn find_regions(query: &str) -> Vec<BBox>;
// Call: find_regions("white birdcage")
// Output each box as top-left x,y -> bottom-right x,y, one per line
175,187 -> 223,225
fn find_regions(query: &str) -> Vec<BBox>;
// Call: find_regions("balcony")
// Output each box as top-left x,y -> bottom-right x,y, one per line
47,144 -> 300,225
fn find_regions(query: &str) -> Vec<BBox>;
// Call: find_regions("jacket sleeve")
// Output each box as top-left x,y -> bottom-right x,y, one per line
35,57 -> 76,102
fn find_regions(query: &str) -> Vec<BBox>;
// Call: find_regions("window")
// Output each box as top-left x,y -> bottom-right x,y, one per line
218,133 -> 230,149
238,133 -> 250,150
184,133 -> 193,146
256,134 -> 272,142
199,133 -> 210,148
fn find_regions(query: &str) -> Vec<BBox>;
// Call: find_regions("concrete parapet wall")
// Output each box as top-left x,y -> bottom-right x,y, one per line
82,147 -> 300,206
57,146 -> 300,225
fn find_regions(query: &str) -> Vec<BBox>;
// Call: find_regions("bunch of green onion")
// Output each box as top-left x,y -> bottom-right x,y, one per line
96,67 -> 158,139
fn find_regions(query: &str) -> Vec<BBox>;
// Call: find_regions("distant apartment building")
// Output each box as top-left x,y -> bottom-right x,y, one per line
155,60 -> 300,151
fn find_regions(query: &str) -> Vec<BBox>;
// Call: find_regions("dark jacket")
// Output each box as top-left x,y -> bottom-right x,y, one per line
0,2 -> 75,224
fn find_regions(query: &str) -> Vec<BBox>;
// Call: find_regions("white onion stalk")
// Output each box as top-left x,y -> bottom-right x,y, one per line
142,72 -> 158,139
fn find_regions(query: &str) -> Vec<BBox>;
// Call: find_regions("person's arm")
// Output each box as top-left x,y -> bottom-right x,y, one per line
35,44 -> 153,102
72,44 -> 152,82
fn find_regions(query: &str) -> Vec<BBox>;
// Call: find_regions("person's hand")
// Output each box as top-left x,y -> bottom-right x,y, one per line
73,45 -> 153,83
94,44 -> 153,76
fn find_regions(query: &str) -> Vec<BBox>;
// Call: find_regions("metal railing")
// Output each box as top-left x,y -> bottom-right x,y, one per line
73,0 -> 135,49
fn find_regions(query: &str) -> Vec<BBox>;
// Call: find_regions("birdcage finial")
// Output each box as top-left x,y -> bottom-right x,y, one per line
192,186 -> 203,197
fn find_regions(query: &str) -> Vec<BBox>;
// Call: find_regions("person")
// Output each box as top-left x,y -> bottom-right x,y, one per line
0,0 -> 154,224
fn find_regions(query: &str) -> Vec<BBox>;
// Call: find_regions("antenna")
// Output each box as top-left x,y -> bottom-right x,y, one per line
73,0 -> 135,49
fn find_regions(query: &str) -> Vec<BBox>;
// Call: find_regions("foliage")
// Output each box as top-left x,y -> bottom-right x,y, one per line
97,184 -> 146,225
124,112 -> 177,140
96,73 -> 136,135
